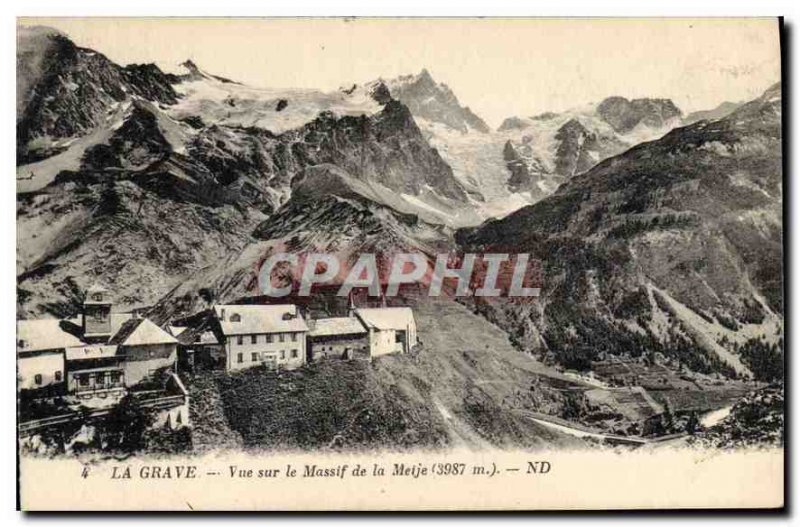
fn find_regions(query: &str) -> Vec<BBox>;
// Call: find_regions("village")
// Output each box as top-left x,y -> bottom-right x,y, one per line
16,284 -> 420,439
16,284 -> 759,455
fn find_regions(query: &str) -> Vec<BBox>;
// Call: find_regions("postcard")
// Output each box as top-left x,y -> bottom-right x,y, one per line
16,17 -> 784,511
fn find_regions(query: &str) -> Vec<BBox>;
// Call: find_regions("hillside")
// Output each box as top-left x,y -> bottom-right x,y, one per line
458,83 -> 783,379
189,299 -> 591,451
17,30 -> 709,322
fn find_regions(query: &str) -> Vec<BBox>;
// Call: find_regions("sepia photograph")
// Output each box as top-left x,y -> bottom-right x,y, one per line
14,16 -> 784,511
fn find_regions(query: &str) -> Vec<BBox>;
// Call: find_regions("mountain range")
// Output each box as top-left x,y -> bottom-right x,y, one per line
458,82 -> 783,380
16,26 -> 783,388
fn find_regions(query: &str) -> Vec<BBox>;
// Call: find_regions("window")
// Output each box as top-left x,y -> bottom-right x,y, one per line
266,334 -> 273,343
291,333 -> 297,342
34,374 -> 42,385
291,349 -> 298,358
79,374 -> 90,386
237,336 -> 243,345
54,371 -> 62,382
237,353 -> 243,364
110,372 -> 121,384
92,293 -> 103,302
252,352 -> 259,362
279,334 -> 285,343
280,350 -> 286,360
149,350 -> 156,358
230,313 -> 241,322
251,335 -> 257,344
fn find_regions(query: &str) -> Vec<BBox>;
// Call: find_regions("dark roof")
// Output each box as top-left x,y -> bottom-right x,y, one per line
107,318 -> 144,345
175,322 -> 220,346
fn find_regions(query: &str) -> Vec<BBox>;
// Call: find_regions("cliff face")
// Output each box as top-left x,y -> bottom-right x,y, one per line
459,84 -> 783,378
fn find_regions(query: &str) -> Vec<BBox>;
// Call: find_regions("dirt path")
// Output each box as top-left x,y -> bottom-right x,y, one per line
432,396 -> 493,451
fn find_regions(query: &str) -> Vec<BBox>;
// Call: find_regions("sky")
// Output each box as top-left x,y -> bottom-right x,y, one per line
19,17 -> 781,128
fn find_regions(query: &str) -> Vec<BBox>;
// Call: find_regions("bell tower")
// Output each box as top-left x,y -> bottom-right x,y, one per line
83,284 -> 113,341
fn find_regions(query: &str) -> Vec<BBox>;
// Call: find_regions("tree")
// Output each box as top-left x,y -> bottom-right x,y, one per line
686,411 -> 699,435
98,395 -> 154,453
663,400 -> 675,433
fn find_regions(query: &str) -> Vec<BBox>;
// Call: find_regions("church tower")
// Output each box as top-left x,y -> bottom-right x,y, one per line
83,284 -> 113,341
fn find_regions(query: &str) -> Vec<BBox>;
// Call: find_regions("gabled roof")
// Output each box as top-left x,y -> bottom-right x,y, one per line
17,319 -> 84,354
168,326 -> 187,338
309,317 -> 367,338
108,318 -> 178,346
213,304 -> 309,336
17,313 -> 174,356
355,307 -> 416,331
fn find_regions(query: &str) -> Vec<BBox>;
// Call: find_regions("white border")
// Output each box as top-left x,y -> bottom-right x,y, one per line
3,1 -> 796,523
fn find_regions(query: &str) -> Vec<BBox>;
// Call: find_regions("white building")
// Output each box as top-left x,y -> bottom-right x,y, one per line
354,307 -> 418,358
212,304 -> 309,372
16,286 -> 178,398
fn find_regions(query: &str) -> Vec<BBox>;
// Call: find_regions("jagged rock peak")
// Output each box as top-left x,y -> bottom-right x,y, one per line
367,80 -> 393,105
385,68 -> 490,134
596,96 -> 682,133
416,68 -> 435,85
175,58 -> 238,84
180,59 -> 200,72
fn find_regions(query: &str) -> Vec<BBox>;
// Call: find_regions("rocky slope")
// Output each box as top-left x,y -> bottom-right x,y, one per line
17,26 -> 178,165
683,101 -> 743,125
148,163 -> 456,321
692,386 -> 783,448
458,83 -> 783,378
